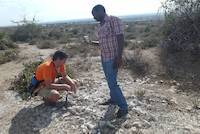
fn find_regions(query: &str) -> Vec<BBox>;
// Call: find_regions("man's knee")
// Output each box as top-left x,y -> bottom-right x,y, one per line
48,90 -> 60,102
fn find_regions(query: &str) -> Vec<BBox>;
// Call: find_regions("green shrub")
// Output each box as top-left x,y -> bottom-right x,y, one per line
48,29 -> 64,39
0,32 -> 17,50
144,25 -> 151,33
143,37 -> 159,49
29,39 -> 38,45
36,40 -> 56,49
10,61 -> 42,100
58,36 -> 70,44
0,39 -> 16,50
11,23 -> 42,42
0,32 -> 6,40
161,0 -> 200,80
0,49 -> 18,64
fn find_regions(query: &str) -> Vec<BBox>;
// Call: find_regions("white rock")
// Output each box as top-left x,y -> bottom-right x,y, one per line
131,127 -> 137,133
62,113 -> 70,118
85,122 -> 95,130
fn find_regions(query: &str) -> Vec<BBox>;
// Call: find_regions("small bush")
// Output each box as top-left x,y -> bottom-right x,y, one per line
0,49 -> 18,64
191,97 -> 200,109
48,29 -> 64,39
125,49 -> 149,75
36,40 -> 56,49
125,33 -> 136,40
58,36 -> 70,44
28,39 -> 38,45
0,38 -> 17,50
63,44 -> 84,58
142,37 -> 159,49
11,21 -> 42,42
0,32 -> 17,50
144,25 -> 151,33
0,32 -> 6,40
10,61 -> 42,100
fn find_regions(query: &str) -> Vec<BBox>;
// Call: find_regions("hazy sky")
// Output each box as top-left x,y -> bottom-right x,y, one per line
0,0 -> 165,26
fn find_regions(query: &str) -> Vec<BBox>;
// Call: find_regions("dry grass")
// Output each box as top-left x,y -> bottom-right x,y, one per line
0,49 -> 18,64
36,40 -> 56,49
9,61 -> 42,100
191,97 -> 200,109
134,90 -> 146,101
124,49 -> 149,76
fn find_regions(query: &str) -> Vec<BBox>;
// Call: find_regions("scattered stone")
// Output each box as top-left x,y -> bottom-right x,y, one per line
130,126 -> 138,133
132,120 -> 151,129
118,128 -> 124,133
124,123 -> 132,129
160,80 -> 164,84
132,122 -> 143,128
99,121 -> 115,129
143,120 -> 151,128
82,128 -> 88,134
146,114 -> 156,122
83,36 -> 90,44
85,122 -> 95,130
62,113 -> 70,118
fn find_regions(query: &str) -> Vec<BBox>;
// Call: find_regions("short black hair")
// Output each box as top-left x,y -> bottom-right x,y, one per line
52,50 -> 68,61
92,4 -> 106,13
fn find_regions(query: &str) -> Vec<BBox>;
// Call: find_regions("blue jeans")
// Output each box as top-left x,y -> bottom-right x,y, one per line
102,59 -> 128,110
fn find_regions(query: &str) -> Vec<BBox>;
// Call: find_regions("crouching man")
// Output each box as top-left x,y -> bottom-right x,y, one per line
29,50 -> 77,105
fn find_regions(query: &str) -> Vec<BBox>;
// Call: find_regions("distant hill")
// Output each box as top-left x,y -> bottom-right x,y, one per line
41,13 -> 163,26
0,13 -> 163,28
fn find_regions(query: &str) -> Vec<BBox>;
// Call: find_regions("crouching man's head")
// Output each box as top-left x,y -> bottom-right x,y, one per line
52,51 -> 68,67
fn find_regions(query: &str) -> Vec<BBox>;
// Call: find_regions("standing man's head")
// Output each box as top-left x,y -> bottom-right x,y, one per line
92,4 -> 106,22
52,50 -> 68,67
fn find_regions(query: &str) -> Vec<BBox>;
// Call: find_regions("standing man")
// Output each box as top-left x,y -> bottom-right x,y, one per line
92,5 -> 128,118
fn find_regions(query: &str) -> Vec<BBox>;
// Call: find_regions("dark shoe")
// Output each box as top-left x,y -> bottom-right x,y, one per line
116,109 -> 128,118
99,99 -> 116,105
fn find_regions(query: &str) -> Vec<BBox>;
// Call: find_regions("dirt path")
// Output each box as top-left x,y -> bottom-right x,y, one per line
0,44 -> 200,134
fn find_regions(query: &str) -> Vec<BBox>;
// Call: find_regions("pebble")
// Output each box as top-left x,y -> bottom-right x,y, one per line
131,126 -> 138,133
85,122 -> 95,130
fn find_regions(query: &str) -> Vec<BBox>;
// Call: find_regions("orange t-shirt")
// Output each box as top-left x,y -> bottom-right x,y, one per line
35,60 -> 65,82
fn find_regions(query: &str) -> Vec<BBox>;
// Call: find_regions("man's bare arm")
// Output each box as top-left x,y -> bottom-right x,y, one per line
44,80 -> 71,91
61,72 -> 77,93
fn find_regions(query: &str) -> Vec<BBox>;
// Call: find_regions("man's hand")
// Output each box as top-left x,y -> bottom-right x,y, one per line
69,79 -> 78,93
114,57 -> 123,69
63,84 -> 72,91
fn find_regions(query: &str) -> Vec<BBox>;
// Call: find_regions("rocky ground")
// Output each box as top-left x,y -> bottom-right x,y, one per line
0,44 -> 200,134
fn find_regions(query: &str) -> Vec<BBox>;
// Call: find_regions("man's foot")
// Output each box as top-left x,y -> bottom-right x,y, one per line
43,98 -> 57,107
99,99 -> 116,105
116,109 -> 128,118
